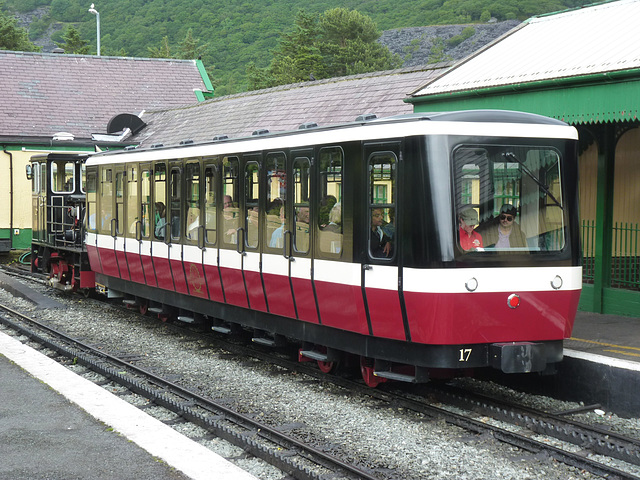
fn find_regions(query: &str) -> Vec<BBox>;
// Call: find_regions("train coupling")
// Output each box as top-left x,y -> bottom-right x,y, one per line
490,342 -> 547,373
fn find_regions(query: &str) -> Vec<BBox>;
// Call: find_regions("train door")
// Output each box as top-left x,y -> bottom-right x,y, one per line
151,161 -> 173,290
112,165 -> 129,280
362,144 -> 406,341
313,146 -> 368,334
202,159 -> 224,302
85,166 -> 102,273
218,156 -> 247,307
138,163 -> 156,286
289,152 -> 318,323
96,166 -> 118,277
241,156 -> 267,311
183,160 -> 207,298
124,163 -> 145,283
167,161 -> 189,294
31,161 -> 45,243
262,152 -> 296,318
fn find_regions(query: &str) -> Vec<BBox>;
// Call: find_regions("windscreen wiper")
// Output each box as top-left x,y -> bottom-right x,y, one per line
503,152 -> 564,210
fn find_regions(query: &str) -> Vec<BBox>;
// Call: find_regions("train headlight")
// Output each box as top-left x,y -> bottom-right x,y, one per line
507,293 -> 520,309
550,275 -> 563,290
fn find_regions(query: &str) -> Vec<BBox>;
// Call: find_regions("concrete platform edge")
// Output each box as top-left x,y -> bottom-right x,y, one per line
0,330 -> 258,480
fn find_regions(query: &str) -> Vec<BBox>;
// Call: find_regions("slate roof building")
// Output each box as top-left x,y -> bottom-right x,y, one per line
408,0 -> 640,316
131,64 -> 449,147
0,50 -> 213,250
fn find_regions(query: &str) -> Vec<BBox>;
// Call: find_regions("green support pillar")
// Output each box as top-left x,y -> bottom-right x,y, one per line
592,124 -> 616,313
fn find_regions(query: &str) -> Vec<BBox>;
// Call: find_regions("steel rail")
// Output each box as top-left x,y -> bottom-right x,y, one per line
0,304 -> 379,480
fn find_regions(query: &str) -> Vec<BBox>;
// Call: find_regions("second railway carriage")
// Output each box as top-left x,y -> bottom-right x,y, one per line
28,153 -> 94,293
85,111 -> 581,385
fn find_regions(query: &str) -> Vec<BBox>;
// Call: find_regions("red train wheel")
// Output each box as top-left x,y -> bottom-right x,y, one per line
316,346 -> 335,373
360,357 -> 386,388
317,359 -> 335,373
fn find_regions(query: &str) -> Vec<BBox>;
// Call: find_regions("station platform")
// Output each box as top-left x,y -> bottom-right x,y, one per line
0,330 -> 258,480
557,311 -> 640,417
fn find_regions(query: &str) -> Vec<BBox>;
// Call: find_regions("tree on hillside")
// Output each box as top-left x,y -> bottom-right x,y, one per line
247,8 -> 401,90
0,8 -> 39,51
147,30 -> 208,60
148,36 -> 171,58
56,25 -> 89,54
177,28 -> 208,59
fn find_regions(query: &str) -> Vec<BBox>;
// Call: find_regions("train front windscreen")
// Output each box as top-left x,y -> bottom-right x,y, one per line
452,144 -> 569,255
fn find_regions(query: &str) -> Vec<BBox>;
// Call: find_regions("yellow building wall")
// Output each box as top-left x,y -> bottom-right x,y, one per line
0,150 -> 33,230
613,128 -> 640,225
578,142 -> 598,223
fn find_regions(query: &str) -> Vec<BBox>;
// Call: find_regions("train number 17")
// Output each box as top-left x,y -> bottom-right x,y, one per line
458,348 -> 472,362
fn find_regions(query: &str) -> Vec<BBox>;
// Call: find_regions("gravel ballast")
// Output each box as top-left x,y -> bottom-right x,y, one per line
1,282 -> 635,480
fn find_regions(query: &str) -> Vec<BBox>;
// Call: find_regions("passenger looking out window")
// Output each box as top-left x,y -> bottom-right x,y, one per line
458,207 -> 483,251
477,204 -> 527,248
269,199 -> 285,248
370,208 -> 392,257
154,202 -> 166,240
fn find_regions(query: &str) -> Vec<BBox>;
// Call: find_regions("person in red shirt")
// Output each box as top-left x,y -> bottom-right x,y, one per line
458,207 -> 483,251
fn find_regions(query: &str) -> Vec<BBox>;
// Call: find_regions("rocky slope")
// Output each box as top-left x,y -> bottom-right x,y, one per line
380,20 -> 522,65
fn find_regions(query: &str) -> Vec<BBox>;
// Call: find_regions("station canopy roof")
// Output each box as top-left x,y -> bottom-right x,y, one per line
409,0 -> 640,125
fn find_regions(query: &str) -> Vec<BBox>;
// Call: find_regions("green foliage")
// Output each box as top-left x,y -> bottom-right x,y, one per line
248,8 -> 401,90
446,26 -> 475,47
2,0 -> 594,94
428,38 -> 452,64
0,5 -> 39,51
148,36 -> 171,58
56,24 -> 89,54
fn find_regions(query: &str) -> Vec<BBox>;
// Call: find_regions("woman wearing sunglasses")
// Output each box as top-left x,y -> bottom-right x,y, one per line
478,204 -> 527,248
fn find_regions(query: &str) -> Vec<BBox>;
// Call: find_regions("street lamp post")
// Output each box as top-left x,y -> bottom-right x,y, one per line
88,4 -> 100,56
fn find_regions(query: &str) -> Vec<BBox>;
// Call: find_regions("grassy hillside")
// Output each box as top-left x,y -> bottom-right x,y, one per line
5,0 -> 593,95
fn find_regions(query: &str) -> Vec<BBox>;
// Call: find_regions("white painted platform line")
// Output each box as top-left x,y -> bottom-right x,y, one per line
564,348 -> 640,372
0,331 -> 258,480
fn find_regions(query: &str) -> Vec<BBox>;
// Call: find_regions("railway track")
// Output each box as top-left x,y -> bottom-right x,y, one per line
0,303 -> 379,480
2,266 -> 639,479
208,335 -> 640,480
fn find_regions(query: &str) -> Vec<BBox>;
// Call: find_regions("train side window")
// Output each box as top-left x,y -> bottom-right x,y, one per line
126,166 -> 138,238
86,169 -> 97,232
265,152 -> 286,251
140,168 -> 151,238
52,160 -> 75,193
31,163 -> 39,194
115,169 -> 125,236
98,167 -> 113,235
245,160 -> 260,249
368,152 -> 396,259
80,163 -> 87,194
293,157 -> 310,254
204,163 -> 217,245
40,163 -> 46,195
318,147 -> 343,256
222,156 -> 240,246
170,166 -> 181,241
185,162 -> 201,242
153,163 -> 167,241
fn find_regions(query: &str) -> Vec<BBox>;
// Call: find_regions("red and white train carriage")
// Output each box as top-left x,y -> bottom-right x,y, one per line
83,110 -> 581,385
